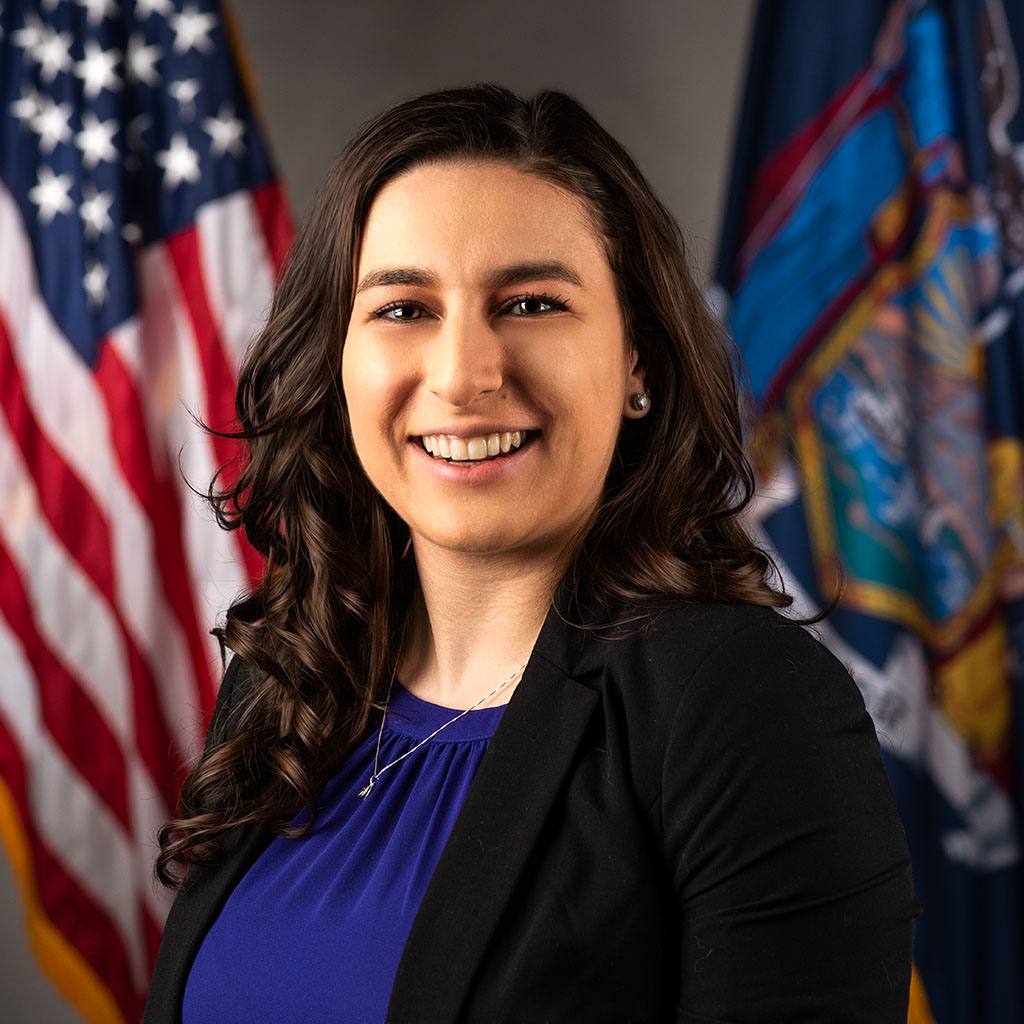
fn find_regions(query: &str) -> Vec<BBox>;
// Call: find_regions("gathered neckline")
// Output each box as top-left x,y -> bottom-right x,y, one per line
381,682 -> 507,742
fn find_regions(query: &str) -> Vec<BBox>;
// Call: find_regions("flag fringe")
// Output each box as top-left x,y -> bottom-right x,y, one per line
0,779 -> 126,1024
908,964 -> 937,1023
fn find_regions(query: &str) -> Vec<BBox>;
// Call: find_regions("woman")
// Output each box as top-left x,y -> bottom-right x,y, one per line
145,85 -> 917,1023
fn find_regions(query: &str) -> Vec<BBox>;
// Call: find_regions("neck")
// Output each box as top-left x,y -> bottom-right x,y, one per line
397,540 -> 566,709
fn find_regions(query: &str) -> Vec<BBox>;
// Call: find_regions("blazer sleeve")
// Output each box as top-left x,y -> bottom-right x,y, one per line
660,617 -> 918,1022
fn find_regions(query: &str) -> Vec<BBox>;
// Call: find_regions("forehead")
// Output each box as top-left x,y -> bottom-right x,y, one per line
356,159 -> 610,278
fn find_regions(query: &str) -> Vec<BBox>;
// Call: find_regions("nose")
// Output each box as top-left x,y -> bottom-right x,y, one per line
425,312 -> 504,407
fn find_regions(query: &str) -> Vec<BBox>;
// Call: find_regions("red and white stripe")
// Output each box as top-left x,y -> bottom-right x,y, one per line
0,177 -> 291,1021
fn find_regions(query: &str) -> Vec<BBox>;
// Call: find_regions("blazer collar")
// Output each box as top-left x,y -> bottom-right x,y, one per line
387,592 -> 601,1022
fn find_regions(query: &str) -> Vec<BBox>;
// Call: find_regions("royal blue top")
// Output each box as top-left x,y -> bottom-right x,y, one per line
182,684 -> 506,1024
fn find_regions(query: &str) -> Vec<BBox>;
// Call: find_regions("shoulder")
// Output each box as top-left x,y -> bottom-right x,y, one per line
585,601 -> 882,810
638,601 -> 871,760
634,599 -> 835,664
593,600 -> 857,725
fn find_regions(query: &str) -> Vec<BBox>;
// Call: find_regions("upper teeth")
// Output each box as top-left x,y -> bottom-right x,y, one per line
422,431 -> 524,461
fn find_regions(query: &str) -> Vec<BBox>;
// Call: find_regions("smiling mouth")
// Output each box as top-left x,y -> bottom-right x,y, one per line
419,430 -> 533,464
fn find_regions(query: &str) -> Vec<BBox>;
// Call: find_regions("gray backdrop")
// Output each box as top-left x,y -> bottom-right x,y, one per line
0,0 -> 755,1019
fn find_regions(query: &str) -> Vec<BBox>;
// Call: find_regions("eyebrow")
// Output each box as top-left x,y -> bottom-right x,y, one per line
354,260 -> 584,295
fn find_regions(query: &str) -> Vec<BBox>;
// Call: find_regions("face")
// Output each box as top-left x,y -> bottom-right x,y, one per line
341,159 -> 646,565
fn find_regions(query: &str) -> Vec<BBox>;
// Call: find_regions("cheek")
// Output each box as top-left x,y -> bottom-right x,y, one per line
341,336 -> 413,442
529,326 -> 631,402
572,347 -> 633,427
554,373 -> 630,489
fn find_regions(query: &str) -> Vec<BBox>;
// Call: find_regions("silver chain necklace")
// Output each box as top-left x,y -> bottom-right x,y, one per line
358,661 -> 528,798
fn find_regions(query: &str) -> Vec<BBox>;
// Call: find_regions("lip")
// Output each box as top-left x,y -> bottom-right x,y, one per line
408,431 -> 539,483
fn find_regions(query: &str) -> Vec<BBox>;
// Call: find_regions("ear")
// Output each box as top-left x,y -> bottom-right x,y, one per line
622,349 -> 649,419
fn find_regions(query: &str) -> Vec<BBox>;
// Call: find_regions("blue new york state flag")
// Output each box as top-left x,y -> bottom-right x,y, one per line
716,2 -> 1024,1021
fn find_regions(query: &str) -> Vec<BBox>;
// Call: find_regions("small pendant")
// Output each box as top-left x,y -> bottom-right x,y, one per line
358,779 -> 376,799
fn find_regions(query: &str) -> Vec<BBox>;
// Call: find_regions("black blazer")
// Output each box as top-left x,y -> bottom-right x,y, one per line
145,600 -> 917,1023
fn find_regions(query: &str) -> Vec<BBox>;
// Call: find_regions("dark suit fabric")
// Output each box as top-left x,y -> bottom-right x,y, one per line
145,600 -> 917,1023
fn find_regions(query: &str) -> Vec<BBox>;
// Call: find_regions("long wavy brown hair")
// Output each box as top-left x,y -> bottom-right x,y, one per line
156,84 -> 791,887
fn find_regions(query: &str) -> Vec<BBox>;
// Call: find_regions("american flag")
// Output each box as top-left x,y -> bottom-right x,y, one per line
0,0 -> 290,1019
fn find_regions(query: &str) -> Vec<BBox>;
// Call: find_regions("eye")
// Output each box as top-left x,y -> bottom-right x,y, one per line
502,293 -> 570,317
372,301 -> 428,322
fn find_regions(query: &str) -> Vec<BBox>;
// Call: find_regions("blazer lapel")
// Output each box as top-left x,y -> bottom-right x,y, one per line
144,824 -> 272,1023
388,604 -> 600,1023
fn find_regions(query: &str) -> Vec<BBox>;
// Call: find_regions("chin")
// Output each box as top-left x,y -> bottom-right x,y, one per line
409,520 -> 570,561
416,529 -> 526,557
